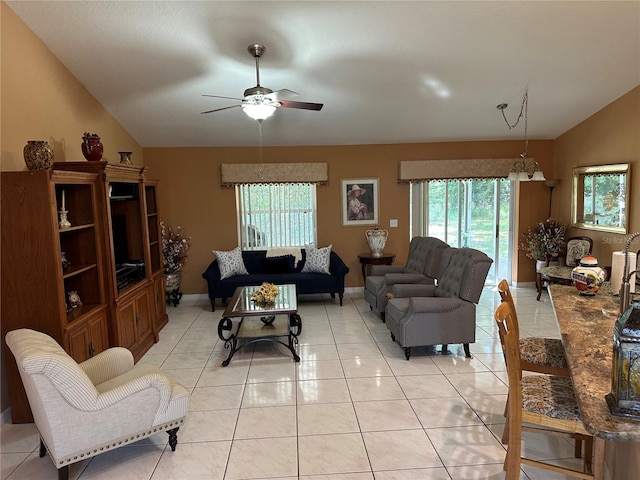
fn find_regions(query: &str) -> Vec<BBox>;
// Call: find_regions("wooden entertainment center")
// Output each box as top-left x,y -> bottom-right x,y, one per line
1,162 -> 167,423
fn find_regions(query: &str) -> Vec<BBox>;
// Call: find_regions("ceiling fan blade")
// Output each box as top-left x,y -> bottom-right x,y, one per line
278,99 -> 323,111
268,89 -> 299,100
201,104 -> 241,114
202,94 -> 244,101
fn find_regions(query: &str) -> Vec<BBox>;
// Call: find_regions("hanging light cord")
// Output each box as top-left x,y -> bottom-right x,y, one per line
499,90 -> 528,129
498,90 -> 529,158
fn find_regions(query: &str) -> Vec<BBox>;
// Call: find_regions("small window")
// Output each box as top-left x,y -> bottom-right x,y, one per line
236,183 -> 317,249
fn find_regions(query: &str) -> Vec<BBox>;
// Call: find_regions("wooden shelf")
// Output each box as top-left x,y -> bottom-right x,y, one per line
59,223 -> 95,233
62,263 -> 97,279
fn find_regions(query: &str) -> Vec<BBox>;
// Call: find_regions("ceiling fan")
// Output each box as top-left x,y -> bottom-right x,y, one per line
201,43 -> 323,121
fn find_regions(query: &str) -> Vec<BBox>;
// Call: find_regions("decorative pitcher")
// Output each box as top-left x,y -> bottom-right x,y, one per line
365,228 -> 388,258
571,254 -> 606,296
81,132 -> 103,161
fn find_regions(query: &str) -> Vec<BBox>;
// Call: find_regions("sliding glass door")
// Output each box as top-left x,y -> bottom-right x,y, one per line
410,179 -> 514,285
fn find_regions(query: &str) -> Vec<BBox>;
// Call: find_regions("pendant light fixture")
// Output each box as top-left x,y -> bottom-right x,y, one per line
497,89 -> 545,182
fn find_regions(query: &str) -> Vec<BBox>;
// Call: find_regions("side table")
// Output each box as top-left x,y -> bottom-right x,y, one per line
358,253 -> 396,282
166,288 -> 183,307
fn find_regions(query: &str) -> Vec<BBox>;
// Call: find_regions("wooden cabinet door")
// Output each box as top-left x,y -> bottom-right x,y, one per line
67,309 -> 108,362
135,287 -> 152,342
68,324 -> 91,363
152,275 -> 167,332
117,298 -> 137,350
87,311 -> 109,354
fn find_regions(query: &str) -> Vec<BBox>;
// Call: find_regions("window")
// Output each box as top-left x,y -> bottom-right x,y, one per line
410,178 -> 514,285
236,183 -> 317,249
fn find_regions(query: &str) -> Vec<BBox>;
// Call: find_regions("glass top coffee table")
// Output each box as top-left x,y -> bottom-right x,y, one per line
217,284 -> 302,366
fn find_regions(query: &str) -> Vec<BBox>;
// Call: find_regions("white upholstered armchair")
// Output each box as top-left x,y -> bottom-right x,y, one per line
5,328 -> 189,480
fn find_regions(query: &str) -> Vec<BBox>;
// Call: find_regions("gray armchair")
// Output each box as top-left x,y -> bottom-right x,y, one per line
5,328 -> 190,480
384,247 -> 492,360
364,236 -> 448,321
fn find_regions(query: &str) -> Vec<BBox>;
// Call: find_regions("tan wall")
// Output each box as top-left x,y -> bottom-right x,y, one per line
144,140 -> 554,293
552,86 -> 640,267
0,2 -> 142,170
0,2 -> 143,413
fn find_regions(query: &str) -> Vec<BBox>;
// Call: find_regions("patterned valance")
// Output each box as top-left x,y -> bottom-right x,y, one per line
221,163 -> 328,186
398,158 -> 520,182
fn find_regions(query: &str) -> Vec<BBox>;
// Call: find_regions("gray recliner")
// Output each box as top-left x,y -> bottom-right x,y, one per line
384,247 -> 493,360
364,236 -> 448,321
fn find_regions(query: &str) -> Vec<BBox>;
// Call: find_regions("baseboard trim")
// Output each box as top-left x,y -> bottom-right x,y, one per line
1,407 -> 12,425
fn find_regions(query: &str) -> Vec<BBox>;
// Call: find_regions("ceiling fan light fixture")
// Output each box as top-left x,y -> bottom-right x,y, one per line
242,103 -> 276,121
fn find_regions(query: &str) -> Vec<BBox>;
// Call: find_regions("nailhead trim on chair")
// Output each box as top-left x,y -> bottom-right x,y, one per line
53,418 -> 185,467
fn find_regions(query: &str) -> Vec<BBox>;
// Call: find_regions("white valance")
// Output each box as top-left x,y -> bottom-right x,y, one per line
398,158 -> 519,182
221,163 -> 328,186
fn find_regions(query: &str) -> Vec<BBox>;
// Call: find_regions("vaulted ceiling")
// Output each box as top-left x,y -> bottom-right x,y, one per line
7,1 -> 640,147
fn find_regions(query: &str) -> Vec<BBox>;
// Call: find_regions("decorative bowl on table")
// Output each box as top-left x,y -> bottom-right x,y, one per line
251,282 -> 279,304
571,254 -> 606,296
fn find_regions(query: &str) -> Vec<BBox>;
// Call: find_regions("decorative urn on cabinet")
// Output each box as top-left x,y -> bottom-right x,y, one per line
81,132 -> 104,161
23,140 -> 54,170
571,254 -> 606,295
365,228 -> 388,258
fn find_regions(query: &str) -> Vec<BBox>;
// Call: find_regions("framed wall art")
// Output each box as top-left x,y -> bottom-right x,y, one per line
341,177 -> 379,226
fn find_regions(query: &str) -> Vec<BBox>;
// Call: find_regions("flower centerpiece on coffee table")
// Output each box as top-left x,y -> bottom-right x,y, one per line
251,282 -> 279,305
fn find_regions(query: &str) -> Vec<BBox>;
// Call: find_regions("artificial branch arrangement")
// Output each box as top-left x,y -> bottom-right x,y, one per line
519,218 -> 567,262
161,221 -> 191,274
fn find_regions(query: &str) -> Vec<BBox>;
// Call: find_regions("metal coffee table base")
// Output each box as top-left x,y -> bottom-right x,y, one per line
217,313 -> 302,367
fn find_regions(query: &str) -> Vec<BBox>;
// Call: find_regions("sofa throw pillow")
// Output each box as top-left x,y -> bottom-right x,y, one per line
263,255 -> 296,274
213,247 -> 249,280
302,245 -> 332,274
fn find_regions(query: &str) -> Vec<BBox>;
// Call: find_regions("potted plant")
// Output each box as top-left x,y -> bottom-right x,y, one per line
519,218 -> 567,269
161,221 -> 191,293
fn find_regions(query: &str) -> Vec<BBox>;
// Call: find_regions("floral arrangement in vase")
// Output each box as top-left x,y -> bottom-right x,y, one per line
519,218 -> 567,262
251,282 -> 279,304
161,221 -> 191,274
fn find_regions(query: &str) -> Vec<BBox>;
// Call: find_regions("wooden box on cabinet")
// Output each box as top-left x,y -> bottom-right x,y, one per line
1,169 -> 107,423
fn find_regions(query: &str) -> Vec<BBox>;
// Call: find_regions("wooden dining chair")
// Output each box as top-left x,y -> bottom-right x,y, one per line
494,302 -> 602,479
497,279 -> 569,377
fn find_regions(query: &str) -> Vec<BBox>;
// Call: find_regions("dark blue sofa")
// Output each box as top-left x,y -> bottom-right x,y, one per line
202,249 -> 350,311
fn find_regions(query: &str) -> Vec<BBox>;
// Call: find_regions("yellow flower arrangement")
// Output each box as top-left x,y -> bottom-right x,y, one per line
251,282 -> 279,304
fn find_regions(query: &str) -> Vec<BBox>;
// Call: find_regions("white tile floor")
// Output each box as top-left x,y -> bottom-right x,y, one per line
1,286 -> 584,479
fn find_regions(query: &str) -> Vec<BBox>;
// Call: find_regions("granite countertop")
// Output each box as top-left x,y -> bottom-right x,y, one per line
549,284 -> 640,440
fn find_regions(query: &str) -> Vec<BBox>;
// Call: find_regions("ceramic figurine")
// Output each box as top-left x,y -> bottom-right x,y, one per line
68,290 -> 83,309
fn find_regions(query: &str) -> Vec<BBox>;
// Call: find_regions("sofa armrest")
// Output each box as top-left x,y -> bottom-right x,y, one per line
371,265 -> 407,276
408,296 -> 466,314
95,372 -> 173,412
392,284 -> 437,298
384,273 -> 428,285
80,347 -> 134,385
329,251 -> 350,291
